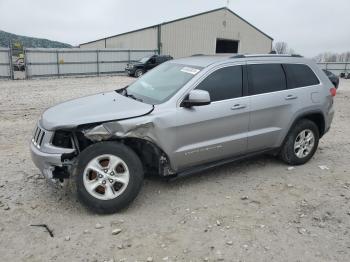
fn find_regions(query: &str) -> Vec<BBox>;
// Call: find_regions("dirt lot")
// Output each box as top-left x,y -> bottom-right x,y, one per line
0,76 -> 349,262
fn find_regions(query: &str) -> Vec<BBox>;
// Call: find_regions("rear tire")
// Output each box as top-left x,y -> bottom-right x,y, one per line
280,119 -> 319,165
76,141 -> 144,214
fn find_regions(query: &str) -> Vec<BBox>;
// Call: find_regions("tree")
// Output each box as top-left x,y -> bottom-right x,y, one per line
273,41 -> 297,55
274,42 -> 288,54
339,52 -> 350,62
13,41 -> 22,49
314,52 -> 350,62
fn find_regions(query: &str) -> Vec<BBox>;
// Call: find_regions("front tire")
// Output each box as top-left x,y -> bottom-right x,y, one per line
280,119 -> 319,165
76,141 -> 144,214
134,69 -> 144,78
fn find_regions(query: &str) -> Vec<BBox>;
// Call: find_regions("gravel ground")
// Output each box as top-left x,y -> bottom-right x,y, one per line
0,76 -> 349,262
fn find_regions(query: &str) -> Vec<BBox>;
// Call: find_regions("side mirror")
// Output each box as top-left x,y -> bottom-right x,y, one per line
181,89 -> 211,107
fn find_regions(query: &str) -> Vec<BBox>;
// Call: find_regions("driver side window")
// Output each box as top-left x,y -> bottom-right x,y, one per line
195,66 -> 243,102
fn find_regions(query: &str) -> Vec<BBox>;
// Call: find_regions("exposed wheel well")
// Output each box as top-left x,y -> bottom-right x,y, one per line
72,127 -> 172,177
119,138 -> 171,176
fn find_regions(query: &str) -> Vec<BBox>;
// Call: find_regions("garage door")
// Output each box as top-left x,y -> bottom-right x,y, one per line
216,39 -> 239,54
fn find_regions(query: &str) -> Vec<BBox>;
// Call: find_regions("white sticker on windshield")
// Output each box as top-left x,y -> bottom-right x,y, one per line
181,67 -> 200,75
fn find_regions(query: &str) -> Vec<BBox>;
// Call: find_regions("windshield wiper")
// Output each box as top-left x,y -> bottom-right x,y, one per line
121,88 -> 143,102
127,93 -> 143,102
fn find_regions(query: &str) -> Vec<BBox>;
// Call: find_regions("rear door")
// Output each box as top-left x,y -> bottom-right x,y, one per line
174,64 -> 250,170
283,64 -> 321,105
247,62 -> 299,152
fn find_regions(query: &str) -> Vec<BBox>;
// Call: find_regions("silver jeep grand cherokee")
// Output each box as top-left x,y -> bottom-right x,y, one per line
30,54 -> 336,213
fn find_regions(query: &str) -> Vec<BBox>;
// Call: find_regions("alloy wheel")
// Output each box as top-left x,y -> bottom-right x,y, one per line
294,129 -> 315,158
83,154 -> 130,200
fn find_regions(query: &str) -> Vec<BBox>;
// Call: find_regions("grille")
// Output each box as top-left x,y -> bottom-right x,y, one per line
32,125 -> 46,148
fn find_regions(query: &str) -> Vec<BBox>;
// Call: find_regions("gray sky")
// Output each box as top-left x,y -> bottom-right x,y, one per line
0,0 -> 349,57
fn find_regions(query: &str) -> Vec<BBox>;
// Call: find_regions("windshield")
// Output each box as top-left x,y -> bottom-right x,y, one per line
139,56 -> 151,63
127,63 -> 202,104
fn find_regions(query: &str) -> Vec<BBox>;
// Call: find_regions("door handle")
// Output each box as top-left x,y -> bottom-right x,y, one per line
285,94 -> 298,100
231,104 -> 246,110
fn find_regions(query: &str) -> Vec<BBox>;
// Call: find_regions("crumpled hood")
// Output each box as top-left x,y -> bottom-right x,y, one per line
40,91 -> 153,130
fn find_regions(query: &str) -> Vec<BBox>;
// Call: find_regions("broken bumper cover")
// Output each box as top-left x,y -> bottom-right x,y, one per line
30,142 -> 75,180
30,122 -> 76,180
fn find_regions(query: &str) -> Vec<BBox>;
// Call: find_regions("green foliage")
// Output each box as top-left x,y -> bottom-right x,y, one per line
0,30 -> 72,48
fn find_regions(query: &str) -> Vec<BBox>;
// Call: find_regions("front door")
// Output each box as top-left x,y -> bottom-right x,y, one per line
173,65 -> 250,171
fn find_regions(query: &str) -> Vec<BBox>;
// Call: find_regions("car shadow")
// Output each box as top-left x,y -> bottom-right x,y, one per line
29,153 -> 284,216
145,153 -> 282,188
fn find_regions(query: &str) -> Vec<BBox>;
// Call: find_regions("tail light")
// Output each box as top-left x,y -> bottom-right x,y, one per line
330,87 -> 336,97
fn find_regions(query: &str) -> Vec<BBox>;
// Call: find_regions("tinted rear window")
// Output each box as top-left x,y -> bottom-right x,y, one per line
196,66 -> 243,102
156,57 -> 165,63
156,56 -> 171,63
284,64 -> 320,88
248,64 -> 287,95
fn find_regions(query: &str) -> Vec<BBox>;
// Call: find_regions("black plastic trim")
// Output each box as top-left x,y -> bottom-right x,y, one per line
170,148 -> 275,180
277,110 -> 327,153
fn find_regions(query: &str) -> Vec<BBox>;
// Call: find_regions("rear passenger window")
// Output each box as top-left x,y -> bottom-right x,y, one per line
248,64 -> 287,95
196,66 -> 243,102
284,64 -> 320,88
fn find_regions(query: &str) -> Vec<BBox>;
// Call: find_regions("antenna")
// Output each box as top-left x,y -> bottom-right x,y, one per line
226,0 -> 230,8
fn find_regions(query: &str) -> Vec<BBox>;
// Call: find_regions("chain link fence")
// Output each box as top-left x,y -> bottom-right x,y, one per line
24,48 -> 158,79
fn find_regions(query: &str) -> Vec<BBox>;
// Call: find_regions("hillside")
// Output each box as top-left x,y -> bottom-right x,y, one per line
0,30 -> 72,48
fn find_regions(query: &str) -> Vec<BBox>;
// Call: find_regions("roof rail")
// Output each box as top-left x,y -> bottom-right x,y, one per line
230,54 -> 304,59
231,54 -> 245,58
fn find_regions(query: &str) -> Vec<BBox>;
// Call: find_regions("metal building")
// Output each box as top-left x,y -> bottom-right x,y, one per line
79,7 -> 273,58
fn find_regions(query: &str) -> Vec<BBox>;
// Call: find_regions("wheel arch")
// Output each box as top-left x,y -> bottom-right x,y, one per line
286,110 -> 326,141
120,137 -> 174,177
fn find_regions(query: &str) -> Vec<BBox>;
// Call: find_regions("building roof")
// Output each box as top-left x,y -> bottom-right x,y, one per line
79,7 -> 273,46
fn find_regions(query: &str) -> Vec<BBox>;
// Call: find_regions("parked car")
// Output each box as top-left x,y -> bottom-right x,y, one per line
31,54 -> 335,213
323,69 -> 339,89
13,58 -> 25,71
125,54 -> 173,77
340,72 -> 350,79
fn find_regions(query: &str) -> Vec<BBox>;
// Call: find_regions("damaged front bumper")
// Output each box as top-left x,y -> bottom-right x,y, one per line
30,124 -> 76,181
